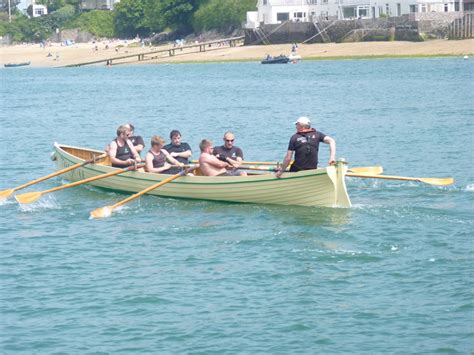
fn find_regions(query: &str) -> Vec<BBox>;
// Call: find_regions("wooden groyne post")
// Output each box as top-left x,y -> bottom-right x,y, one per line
449,13 -> 474,39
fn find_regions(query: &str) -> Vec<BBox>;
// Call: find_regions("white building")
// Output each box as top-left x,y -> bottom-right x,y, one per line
15,0 -> 120,14
246,0 -> 466,27
80,0 -> 121,11
15,0 -> 47,17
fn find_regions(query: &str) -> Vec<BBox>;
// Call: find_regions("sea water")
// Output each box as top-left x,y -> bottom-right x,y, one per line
0,58 -> 473,353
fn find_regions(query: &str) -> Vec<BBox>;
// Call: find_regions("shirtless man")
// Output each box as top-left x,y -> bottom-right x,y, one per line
198,139 -> 245,177
108,125 -> 142,168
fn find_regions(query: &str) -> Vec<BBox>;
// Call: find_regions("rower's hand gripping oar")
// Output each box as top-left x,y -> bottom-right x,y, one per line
90,169 -> 190,219
0,153 -> 106,201
15,163 -> 143,204
346,173 -> 454,186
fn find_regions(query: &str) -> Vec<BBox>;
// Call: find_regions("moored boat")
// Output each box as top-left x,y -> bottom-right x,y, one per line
261,55 -> 290,64
4,61 -> 31,68
52,143 -> 352,208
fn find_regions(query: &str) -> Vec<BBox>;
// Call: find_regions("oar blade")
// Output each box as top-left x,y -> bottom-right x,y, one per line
419,177 -> 454,186
15,191 -> 43,204
348,166 -> 383,175
90,206 -> 113,219
0,189 -> 15,201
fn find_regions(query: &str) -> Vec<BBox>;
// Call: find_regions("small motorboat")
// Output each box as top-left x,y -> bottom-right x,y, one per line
4,61 -> 31,68
261,55 -> 289,64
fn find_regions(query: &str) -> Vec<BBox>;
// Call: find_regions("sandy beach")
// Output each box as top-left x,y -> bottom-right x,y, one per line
1,39 -> 473,67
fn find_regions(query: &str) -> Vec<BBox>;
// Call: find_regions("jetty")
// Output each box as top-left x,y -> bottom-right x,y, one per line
64,36 -> 244,67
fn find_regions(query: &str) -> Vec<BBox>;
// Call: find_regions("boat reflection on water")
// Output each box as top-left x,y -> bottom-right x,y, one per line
263,204 -> 351,227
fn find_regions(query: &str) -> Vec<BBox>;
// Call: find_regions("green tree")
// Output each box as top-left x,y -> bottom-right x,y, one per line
114,0 -> 149,37
159,0 -> 201,34
192,0 -> 255,32
65,9 -> 115,37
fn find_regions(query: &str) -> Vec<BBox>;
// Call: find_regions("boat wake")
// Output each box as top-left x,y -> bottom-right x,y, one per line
465,184 -> 474,191
0,198 -> 16,207
18,195 -> 61,212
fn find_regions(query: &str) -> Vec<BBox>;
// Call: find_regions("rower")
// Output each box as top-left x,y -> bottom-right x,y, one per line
145,135 -> 184,174
108,125 -> 141,168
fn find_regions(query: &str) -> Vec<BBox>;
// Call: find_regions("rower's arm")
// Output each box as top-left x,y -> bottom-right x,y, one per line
225,156 -> 241,168
145,153 -> 172,173
275,150 -> 293,178
174,149 -> 192,158
208,155 -> 230,169
126,139 -> 141,162
323,136 -> 336,165
163,150 -> 183,167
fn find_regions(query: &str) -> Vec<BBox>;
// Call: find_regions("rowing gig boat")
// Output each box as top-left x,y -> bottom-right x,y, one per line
51,143 -> 352,208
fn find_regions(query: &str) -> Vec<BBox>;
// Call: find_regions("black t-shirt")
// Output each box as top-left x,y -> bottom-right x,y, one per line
213,146 -> 244,161
288,130 -> 326,171
163,142 -> 192,164
130,135 -> 145,148
163,142 -> 192,174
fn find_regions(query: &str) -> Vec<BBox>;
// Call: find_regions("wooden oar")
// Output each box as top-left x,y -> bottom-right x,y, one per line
90,171 -> 185,219
238,165 -> 384,175
0,153 -> 106,201
190,160 -> 291,166
348,166 -> 383,175
15,163 -> 142,204
346,173 -> 454,186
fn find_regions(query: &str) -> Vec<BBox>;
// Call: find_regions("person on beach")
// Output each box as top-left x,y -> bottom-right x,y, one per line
145,136 -> 184,174
275,116 -> 336,178
198,139 -> 245,177
108,125 -> 142,168
163,130 -> 192,174
213,131 -> 247,176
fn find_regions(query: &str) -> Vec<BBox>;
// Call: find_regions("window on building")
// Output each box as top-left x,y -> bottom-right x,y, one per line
454,1 -> 459,11
343,7 -> 356,18
294,12 -> 304,20
444,3 -> 449,11
396,3 -> 401,15
386,4 -> 391,15
263,0 -> 268,5
277,12 -> 290,21
307,0 -> 318,4
321,0 -> 328,4
421,4 -> 427,12
409,4 -> 417,12
357,5 -> 370,17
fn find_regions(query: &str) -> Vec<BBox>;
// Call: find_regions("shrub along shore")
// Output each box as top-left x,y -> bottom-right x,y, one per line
1,39 -> 472,67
